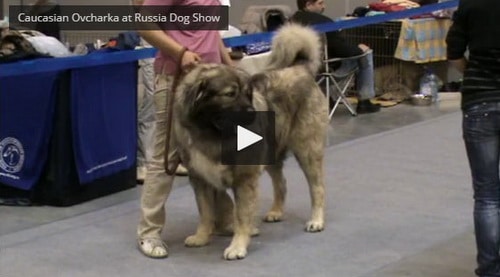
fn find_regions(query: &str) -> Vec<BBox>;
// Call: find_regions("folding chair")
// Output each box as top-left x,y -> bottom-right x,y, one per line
317,42 -> 373,119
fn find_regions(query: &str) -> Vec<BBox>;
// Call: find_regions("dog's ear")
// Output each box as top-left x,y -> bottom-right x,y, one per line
184,78 -> 207,109
232,68 -> 253,101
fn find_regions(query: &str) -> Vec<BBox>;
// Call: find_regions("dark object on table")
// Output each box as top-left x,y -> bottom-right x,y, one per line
28,1 -> 61,40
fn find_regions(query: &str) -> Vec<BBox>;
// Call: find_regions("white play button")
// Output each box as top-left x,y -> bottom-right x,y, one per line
237,125 -> 263,151
220,112 -> 275,165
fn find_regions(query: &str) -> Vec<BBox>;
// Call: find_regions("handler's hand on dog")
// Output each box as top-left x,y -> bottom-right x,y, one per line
181,51 -> 201,70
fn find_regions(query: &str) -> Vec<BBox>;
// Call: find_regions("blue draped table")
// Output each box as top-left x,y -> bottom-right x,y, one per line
0,48 -> 155,205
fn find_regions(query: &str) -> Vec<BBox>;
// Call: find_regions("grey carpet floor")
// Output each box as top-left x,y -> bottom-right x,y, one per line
0,112 -> 476,277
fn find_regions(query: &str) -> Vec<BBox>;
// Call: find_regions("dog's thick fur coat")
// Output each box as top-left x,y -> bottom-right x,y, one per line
172,24 -> 329,260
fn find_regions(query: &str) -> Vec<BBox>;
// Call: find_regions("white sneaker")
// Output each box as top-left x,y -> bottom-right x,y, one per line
137,166 -> 146,184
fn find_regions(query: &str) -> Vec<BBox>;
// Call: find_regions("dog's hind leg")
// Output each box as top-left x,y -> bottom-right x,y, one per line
263,163 -> 287,222
223,177 -> 259,260
185,178 -> 216,247
293,149 -> 326,233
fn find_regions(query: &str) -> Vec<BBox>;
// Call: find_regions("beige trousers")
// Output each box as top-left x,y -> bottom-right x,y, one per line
137,73 -> 177,239
137,72 -> 235,240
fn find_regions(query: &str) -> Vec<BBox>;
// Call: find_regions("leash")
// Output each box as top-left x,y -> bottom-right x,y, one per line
163,47 -> 188,176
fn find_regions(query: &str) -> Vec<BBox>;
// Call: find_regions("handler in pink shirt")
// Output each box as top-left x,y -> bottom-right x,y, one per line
136,0 -> 234,258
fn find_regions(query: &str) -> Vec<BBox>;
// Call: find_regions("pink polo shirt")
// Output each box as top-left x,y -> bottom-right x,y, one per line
142,0 -> 222,75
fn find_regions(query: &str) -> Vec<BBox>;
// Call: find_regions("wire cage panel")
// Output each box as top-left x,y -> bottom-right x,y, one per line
341,21 -> 401,67
61,31 -> 122,48
340,21 -> 405,96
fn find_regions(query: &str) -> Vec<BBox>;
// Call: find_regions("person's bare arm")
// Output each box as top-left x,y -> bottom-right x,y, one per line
138,30 -> 201,69
448,57 -> 467,74
218,36 -> 233,66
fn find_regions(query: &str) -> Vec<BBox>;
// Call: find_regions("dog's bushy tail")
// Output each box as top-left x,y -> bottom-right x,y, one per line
265,23 -> 323,75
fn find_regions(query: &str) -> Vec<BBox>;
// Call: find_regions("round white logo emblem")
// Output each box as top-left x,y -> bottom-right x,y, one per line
0,137 -> 25,174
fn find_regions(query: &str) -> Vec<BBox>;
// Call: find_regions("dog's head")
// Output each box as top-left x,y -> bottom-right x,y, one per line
179,64 -> 254,132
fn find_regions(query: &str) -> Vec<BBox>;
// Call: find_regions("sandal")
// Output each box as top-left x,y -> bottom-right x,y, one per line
137,238 -> 168,259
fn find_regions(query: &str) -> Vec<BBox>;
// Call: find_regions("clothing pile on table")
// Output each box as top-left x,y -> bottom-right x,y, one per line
0,26 -> 142,64
0,30 -> 60,63
0,13 -> 75,63
349,0 -> 455,19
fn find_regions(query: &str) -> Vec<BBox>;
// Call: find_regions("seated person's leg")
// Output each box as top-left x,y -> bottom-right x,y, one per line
333,59 -> 357,76
355,50 -> 380,114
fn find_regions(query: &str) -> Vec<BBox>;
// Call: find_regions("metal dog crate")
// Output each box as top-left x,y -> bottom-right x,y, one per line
341,21 -> 401,67
61,31 -> 122,47
340,21 -> 404,95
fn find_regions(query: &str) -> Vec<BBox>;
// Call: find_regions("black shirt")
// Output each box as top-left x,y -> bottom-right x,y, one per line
291,10 -> 362,58
446,0 -> 500,109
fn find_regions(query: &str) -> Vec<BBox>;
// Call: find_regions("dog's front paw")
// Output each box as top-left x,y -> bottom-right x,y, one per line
184,234 -> 210,247
305,220 -> 324,232
223,245 -> 247,260
263,210 -> 283,222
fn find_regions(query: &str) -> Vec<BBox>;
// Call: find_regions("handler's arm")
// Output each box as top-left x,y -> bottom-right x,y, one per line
448,57 -> 467,74
218,35 -> 233,66
138,29 -> 201,69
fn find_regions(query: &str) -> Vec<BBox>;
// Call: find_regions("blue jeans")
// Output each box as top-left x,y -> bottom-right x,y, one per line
463,102 -> 500,277
337,50 -> 375,100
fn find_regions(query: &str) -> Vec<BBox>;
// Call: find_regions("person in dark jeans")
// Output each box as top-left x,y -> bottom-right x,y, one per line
446,0 -> 500,276
291,0 -> 380,114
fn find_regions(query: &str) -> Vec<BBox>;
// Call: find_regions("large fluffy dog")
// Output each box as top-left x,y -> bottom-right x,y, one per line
172,24 -> 329,260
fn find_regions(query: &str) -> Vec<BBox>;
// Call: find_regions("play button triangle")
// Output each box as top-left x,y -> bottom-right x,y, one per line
237,125 -> 263,151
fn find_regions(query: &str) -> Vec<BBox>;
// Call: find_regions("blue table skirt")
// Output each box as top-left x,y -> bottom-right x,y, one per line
70,63 -> 137,184
0,71 -> 60,190
0,50 -> 141,190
